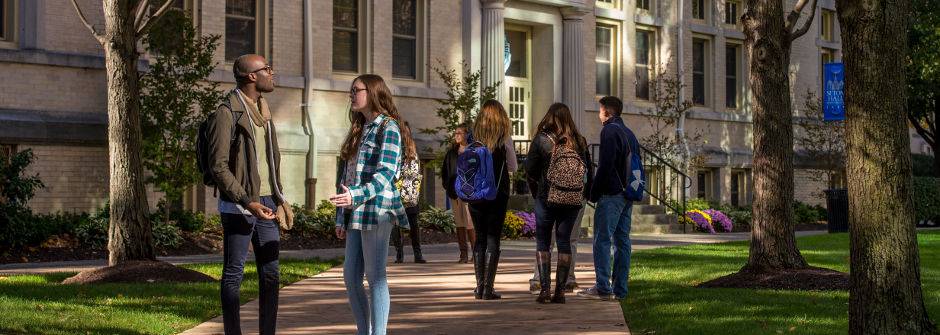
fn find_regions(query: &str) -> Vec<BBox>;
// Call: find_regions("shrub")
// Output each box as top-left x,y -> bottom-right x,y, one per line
172,210 -> 207,232
913,177 -> 940,221
912,154 -> 936,177
793,201 -> 827,225
292,201 -> 339,238
74,205 -> 110,249
725,209 -> 752,228
152,220 -> 183,249
418,207 -> 455,233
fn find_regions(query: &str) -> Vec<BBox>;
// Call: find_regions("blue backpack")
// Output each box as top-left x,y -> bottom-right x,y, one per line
455,141 -> 504,203
617,124 -> 646,202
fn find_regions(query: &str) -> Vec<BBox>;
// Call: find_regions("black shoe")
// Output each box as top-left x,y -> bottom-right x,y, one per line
394,247 -> 404,264
414,249 -> 427,264
473,251 -> 485,299
552,253 -> 571,304
535,251 -> 552,304
482,250 -> 502,300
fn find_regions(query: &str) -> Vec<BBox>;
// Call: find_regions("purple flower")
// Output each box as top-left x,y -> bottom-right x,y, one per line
704,209 -> 734,232
517,211 -> 537,237
686,211 -> 716,234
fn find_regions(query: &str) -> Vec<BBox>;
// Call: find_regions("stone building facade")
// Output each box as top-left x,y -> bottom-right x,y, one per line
0,0 -> 927,214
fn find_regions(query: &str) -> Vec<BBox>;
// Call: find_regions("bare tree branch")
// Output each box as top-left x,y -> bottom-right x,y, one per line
69,0 -> 105,45
789,0 -> 819,41
134,0 -> 151,30
909,111 -> 936,147
136,0 -> 174,36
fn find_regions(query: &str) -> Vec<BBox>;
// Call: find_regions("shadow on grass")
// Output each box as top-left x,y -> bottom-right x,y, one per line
620,231 -> 940,335
0,258 -> 339,335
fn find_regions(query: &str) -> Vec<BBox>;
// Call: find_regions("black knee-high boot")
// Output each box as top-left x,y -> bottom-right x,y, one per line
473,250 -> 485,299
482,250 -> 502,300
535,251 -> 552,303
552,253 -> 572,304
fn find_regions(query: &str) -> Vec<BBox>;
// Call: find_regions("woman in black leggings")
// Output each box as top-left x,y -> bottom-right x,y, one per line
467,100 -> 513,300
525,102 -> 592,304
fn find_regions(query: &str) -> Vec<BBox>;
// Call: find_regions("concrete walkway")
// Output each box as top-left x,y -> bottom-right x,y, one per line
1,231 -> 827,334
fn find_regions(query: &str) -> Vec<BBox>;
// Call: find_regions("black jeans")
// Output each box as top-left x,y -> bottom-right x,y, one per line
534,199 -> 580,254
391,206 -> 422,251
468,193 -> 509,253
221,196 -> 280,335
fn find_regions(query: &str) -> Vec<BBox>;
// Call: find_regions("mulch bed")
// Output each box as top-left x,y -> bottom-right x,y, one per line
2,228 -> 458,265
61,260 -> 215,284
697,266 -> 849,291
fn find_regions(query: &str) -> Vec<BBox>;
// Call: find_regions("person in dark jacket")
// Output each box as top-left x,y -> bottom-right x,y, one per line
524,102 -> 593,304
577,96 -> 640,302
207,54 -> 294,335
440,124 -> 476,263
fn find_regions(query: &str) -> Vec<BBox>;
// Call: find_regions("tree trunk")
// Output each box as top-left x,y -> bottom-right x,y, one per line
741,0 -> 808,272
103,0 -> 155,265
835,1 -> 936,333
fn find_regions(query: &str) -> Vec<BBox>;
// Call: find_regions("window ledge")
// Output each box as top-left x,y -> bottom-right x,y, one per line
689,23 -> 719,36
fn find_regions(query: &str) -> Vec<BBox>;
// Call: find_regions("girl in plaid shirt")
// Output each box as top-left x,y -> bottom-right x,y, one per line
330,74 -> 411,335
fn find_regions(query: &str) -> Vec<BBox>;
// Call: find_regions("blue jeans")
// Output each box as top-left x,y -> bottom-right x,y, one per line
221,196 -> 280,335
344,221 -> 393,335
592,195 -> 633,298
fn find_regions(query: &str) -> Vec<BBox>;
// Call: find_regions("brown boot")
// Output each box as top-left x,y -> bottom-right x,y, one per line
467,228 -> 477,252
535,251 -> 552,303
552,253 -> 572,304
456,227 -> 469,263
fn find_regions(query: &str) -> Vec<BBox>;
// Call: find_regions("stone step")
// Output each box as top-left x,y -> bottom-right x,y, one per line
634,204 -> 667,215
631,213 -> 677,226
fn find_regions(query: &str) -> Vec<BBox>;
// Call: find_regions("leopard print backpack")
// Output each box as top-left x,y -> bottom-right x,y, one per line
545,134 -> 586,207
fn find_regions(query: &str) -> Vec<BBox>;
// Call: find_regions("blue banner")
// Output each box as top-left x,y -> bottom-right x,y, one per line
823,63 -> 845,121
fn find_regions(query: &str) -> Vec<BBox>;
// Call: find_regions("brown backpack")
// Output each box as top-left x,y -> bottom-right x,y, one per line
545,134 -> 586,207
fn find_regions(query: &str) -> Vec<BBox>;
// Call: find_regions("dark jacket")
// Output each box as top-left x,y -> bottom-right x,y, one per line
590,116 -> 639,202
439,147 -> 460,200
524,132 -> 593,201
207,90 -> 285,207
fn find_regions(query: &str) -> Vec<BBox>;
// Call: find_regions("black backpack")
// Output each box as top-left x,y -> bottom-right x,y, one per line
196,103 -> 240,187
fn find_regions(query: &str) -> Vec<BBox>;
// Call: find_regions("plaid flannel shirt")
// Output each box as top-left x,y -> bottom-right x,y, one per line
336,114 -> 410,230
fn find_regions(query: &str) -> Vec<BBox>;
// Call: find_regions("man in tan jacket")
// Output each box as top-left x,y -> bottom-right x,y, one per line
206,53 -> 292,335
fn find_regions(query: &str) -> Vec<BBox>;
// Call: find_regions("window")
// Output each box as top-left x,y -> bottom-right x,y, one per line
597,0 -> 618,9
635,29 -> 655,100
724,0 -> 739,25
821,9 -> 835,42
692,0 -> 707,21
696,169 -> 714,200
821,48 -> 836,92
595,25 -> 617,96
0,0 -> 15,45
333,0 -> 362,73
637,0 -> 651,11
505,30 -> 528,78
393,0 -> 420,79
730,170 -> 747,207
692,38 -> 709,106
225,0 -> 266,62
725,44 -> 741,109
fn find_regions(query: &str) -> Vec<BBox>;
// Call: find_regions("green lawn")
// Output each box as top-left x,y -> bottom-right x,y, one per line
622,231 -> 940,334
0,258 -> 339,335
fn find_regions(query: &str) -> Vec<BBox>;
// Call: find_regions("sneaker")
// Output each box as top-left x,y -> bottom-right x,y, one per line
576,286 -> 613,301
529,281 -> 541,295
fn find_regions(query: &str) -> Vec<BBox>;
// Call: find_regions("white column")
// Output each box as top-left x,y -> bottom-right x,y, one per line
562,6 -> 589,131
480,0 -> 507,103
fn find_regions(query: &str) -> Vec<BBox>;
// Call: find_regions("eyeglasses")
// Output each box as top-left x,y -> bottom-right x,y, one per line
350,87 -> 368,95
247,65 -> 274,75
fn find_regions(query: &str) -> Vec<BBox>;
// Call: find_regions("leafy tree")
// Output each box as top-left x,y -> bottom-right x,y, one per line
422,60 -> 499,148
642,65 -> 707,169
139,9 -> 223,213
907,0 -> 940,177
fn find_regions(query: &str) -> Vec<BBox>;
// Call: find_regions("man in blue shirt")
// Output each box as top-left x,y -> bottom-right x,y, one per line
578,96 -> 639,301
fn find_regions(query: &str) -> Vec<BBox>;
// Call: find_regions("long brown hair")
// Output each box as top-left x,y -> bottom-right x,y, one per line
450,123 -> 470,151
339,74 -> 413,160
472,100 -> 511,151
535,102 -> 587,152
399,121 -> 418,161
